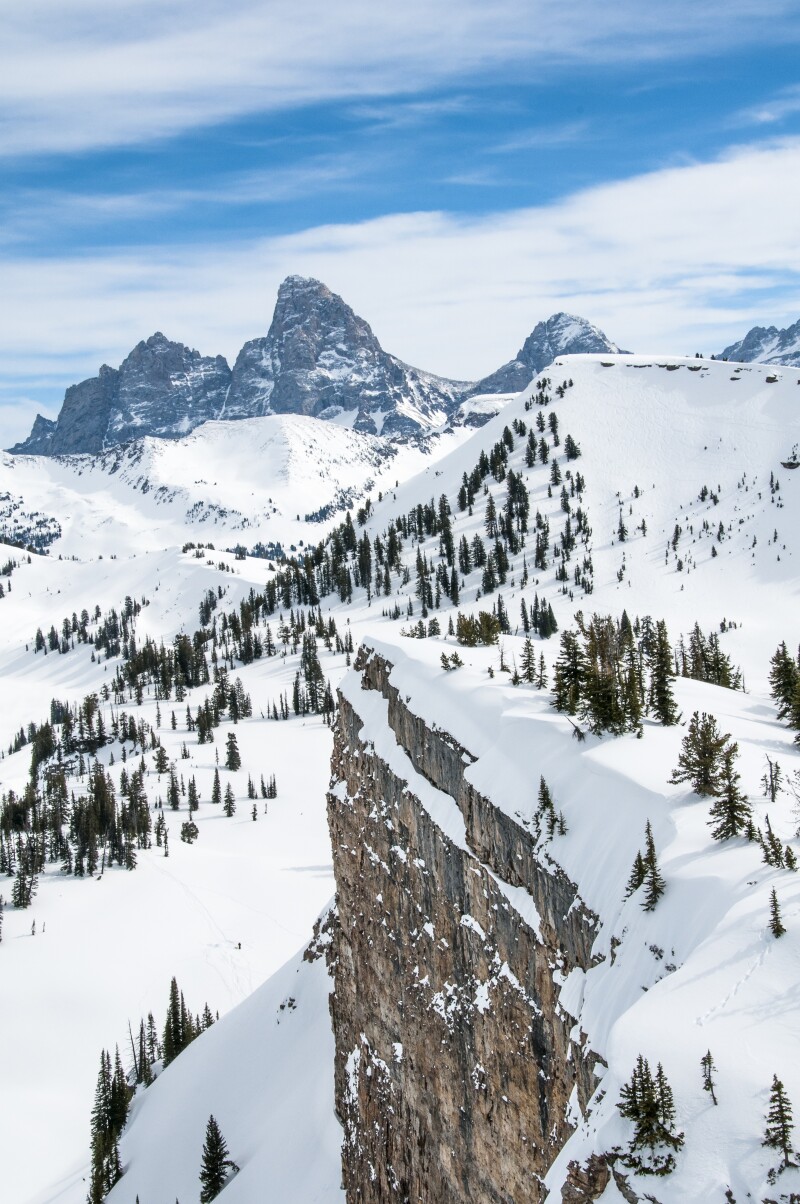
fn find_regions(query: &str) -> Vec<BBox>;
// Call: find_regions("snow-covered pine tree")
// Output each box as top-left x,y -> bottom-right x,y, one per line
618,1055 -> 684,1174
700,1050 -> 717,1104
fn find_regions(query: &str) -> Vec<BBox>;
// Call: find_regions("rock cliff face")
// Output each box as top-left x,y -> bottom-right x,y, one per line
327,645 -> 607,1203
9,334 -> 232,455
227,275 -> 466,438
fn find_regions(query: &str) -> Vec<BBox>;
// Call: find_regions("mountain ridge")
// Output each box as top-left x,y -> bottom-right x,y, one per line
9,276 -> 619,454
718,314 -> 800,366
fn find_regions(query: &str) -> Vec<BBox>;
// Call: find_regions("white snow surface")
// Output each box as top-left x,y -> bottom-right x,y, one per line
1,352 -> 800,1201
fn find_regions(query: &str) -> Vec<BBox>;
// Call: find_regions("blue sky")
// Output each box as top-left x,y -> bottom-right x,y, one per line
2,0 -> 800,445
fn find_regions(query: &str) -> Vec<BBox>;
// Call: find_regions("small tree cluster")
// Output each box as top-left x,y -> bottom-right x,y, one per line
87,1048 -> 131,1203
618,1055 -> 684,1175
625,821 -> 666,911
536,777 -> 566,839
553,612 -> 677,735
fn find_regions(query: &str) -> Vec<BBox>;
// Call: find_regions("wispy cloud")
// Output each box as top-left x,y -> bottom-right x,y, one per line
489,121 -> 590,155
2,135 -> 800,441
735,84 -> 800,125
0,156 -> 361,248
2,1 -> 799,157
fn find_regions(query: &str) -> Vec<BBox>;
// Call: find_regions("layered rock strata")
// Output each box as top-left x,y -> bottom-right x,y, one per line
327,645 -> 606,1203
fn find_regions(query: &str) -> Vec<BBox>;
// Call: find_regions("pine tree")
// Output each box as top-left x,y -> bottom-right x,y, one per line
211,767 -> 222,806
618,1055 -> 684,1175
199,1115 -> 239,1202
225,732 -> 241,771
708,745 -> 751,840
700,1050 -> 718,1105
769,642 -> 799,722
648,620 -> 678,725
520,637 -> 536,684
162,977 -> 183,1067
763,1075 -> 796,1169
642,821 -> 666,912
223,784 -> 236,817
769,887 -> 786,938
670,711 -> 731,796
625,850 -> 647,898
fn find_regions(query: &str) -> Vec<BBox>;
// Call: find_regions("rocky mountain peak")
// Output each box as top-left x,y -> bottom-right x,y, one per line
719,316 -> 800,367
470,310 -> 621,396
9,277 -> 624,453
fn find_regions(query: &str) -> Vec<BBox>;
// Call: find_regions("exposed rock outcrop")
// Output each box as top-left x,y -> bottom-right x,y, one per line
9,334 -> 231,455
327,645 -> 606,1203
227,275 -> 466,437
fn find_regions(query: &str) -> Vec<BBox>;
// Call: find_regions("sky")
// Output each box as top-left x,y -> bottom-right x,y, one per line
2,0 -> 800,447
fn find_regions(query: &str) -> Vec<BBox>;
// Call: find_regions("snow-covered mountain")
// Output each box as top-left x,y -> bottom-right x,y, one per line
226,275 -> 468,438
9,277 -> 620,453
473,310 -> 622,393
2,352 -> 800,1203
10,334 -> 232,456
2,412 -> 448,558
719,315 -> 800,366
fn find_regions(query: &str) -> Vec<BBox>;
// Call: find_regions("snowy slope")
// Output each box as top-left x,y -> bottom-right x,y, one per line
1,413 -> 469,559
3,350 -> 800,1202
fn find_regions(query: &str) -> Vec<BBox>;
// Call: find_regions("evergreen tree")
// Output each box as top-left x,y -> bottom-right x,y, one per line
520,637 -> 536,684
625,850 -> 646,898
670,711 -> 731,796
162,977 -> 184,1067
700,1050 -> 718,1105
763,1075 -> 796,1169
708,746 -> 752,840
223,784 -> 236,818
769,887 -> 786,938
211,767 -> 222,806
769,642 -> 799,722
618,1055 -> 684,1174
225,732 -> 241,772
642,821 -> 666,912
648,620 -> 678,725
199,1115 -> 239,1202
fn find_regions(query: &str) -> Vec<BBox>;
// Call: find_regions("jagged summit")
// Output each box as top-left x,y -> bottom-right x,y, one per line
9,277 -> 622,454
719,315 -> 800,366
9,333 -> 232,456
227,274 -> 465,437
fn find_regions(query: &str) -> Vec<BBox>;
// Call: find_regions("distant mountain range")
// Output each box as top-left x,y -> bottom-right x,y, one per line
718,316 -> 800,367
9,276 -> 620,455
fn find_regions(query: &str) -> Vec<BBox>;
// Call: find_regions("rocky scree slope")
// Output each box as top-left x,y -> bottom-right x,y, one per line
10,277 -> 619,453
